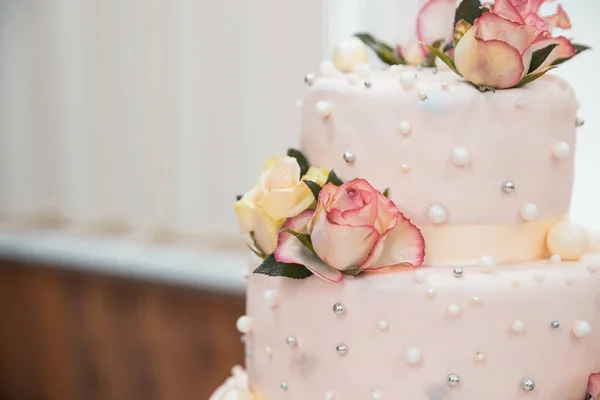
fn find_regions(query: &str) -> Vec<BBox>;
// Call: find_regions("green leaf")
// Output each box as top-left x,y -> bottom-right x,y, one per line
472,83 -> 496,92
551,43 -> 591,66
253,253 -> 313,279
455,0 -> 483,25
355,33 -> 405,66
424,44 -> 461,76
281,228 -> 315,253
303,180 -> 322,201
443,42 -> 454,53
236,194 -> 243,201
382,188 -> 390,198
424,39 -> 445,68
514,66 -> 558,88
287,148 -> 310,177
528,43 -> 559,74
326,170 -> 344,186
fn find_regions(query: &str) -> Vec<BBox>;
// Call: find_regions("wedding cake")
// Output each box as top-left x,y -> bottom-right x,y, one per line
212,0 -> 600,399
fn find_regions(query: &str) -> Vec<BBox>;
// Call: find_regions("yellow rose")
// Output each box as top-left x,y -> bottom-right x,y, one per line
234,156 -> 328,254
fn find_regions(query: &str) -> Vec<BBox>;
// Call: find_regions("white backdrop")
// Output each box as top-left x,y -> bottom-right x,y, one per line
0,0 -> 598,252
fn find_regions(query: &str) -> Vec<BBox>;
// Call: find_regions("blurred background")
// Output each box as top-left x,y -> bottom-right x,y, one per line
0,0 -> 598,399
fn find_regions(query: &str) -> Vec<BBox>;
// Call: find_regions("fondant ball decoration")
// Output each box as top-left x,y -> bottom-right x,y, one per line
399,72 -> 417,90
428,204 -> 447,224
520,203 -> 539,221
553,141 -> 571,159
404,347 -> 423,364
447,304 -> 461,317
332,37 -> 368,73
236,315 -> 253,334
324,391 -> 335,400
511,320 -> 525,333
398,121 -> 412,135
263,289 -> 279,308
478,255 -> 496,273
355,63 -> 371,78
572,320 -> 592,338
452,147 -> 471,166
546,221 -> 589,261
347,73 -> 359,85
315,101 -> 332,118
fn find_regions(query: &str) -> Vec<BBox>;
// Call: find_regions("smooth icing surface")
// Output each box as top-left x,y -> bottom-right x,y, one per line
300,68 -> 579,265
244,255 -> 600,400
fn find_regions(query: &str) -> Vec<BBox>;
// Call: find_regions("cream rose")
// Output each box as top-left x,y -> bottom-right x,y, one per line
235,156 -> 328,255
589,373 -> 600,400
274,179 -> 425,282
209,366 -> 254,400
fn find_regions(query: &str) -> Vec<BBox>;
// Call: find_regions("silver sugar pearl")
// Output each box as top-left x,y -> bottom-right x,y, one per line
364,80 -> 372,88
417,64 -> 424,71
448,374 -> 460,386
453,268 -> 464,278
343,151 -> 356,164
432,67 -> 438,74
280,382 -> 289,391
245,349 -> 253,357
502,180 -> 516,193
576,116 -> 585,127
286,335 -> 298,347
551,321 -> 560,328
304,73 -> 316,86
521,378 -> 535,391
240,335 -> 246,343
333,302 -> 346,315
336,343 -> 348,355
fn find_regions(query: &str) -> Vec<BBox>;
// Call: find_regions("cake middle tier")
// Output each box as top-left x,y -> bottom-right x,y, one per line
300,69 -> 578,266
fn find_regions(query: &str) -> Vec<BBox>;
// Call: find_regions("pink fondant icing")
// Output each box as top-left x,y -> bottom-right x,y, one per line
244,254 -> 600,400
300,68 -> 578,265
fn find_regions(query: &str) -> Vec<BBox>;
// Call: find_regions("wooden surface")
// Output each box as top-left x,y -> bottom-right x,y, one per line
0,258 -> 245,400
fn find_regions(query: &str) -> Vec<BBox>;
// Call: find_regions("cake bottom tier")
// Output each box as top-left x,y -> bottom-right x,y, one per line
241,256 -> 600,400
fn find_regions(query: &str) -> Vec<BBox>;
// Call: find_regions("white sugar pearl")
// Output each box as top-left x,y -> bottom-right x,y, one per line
553,141 -> 571,159
428,204 -> 447,224
315,101 -> 332,118
478,255 -> 496,273
419,91 -> 428,100
263,289 -> 279,308
320,60 -> 339,77
516,97 -> 526,108
573,321 -> 592,338
398,121 -> 412,135
295,99 -> 303,107
372,389 -> 384,399
266,346 -> 273,357
378,319 -> 389,330
333,38 -> 368,72
547,221 -> 589,261
448,304 -> 461,317
236,315 -> 253,333
401,163 -> 410,173
475,352 -> 486,363
441,81 -> 450,91
404,347 -> 422,364
550,254 -> 562,264
565,274 -> 576,285
389,64 -> 404,74
347,73 -> 359,85
520,203 -> 539,221
511,320 -> 525,333
413,269 -> 425,283
324,391 -> 336,400
399,71 -> 417,90
472,296 -> 481,305
452,147 -> 471,166
426,288 -> 436,298
533,271 -> 545,282
355,63 -> 371,78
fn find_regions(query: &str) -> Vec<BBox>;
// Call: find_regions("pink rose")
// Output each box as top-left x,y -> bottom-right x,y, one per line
588,373 -> 600,400
275,179 -> 424,282
454,0 -> 575,89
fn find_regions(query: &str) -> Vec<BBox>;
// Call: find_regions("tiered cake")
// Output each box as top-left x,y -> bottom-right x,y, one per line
212,0 -> 600,399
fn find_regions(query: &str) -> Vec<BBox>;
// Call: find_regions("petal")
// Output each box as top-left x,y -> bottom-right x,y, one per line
308,183 -> 337,232
529,36 -> 575,72
416,0 -> 456,46
374,191 -> 400,234
589,373 -> 600,397
302,167 -> 330,186
253,210 -> 285,255
397,41 -> 427,65
260,156 -> 300,192
361,214 -> 426,271
493,0 -> 525,24
274,210 -> 343,282
310,207 -> 379,271
543,4 -> 571,29
258,185 -> 313,219
234,186 -> 263,233
475,12 -> 538,55
455,27 -> 526,89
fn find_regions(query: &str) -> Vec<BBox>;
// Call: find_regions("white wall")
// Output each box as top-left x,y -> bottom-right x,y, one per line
0,0 -> 598,252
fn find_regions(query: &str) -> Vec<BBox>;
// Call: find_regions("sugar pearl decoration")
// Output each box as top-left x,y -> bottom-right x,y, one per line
355,63 -> 371,78
295,99 -> 303,107
266,346 -> 273,357
573,321 -> 592,338
502,180 -> 516,193
516,97 -> 526,108
240,270 -> 249,283
546,221 -> 589,261
427,288 -> 437,298
347,73 -> 359,85
245,349 -> 253,357
511,320 -> 525,333
399,71 -> 417,90
404,347 -> 423,364
550,254 -> 562,264
320,60 -> 339,77
521,378 -> 535,391
263,289 -> 279,308
419,91 -> 428,101
401,163 -> 410,173
551,321 -> 560,329
364,80 -> 372,88
553,141 -> 571,159
324,391 -> 336,400
520,203 -> 539,221
533,271 -> 545,282
576,116 -> 585,127
389,64 -> 403,74
343,151 -> 356,164
413,269 -> 426,283
447,304 -> 461,317
371,389 -> 384,399
441,81 -> 450,91
315,101 -> 332,118
452,147 -> 471,166
475,352 -> 486,363
448,374 -> 460,387
398,121 -> 412,135
236,315 -> 253,333
478,255 -> 497,273
428,204 -> 447,224
333,302 -> 346,315
472,296 -> 481,305
333,37 -> 369,72
286,335 -> 298,347
453,268 -> 464,278
565,274 -> 576,285
281,382 -> 289,391
336,343 -> 348,355
304,73 -> 316,86
378,319 -> 389,330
